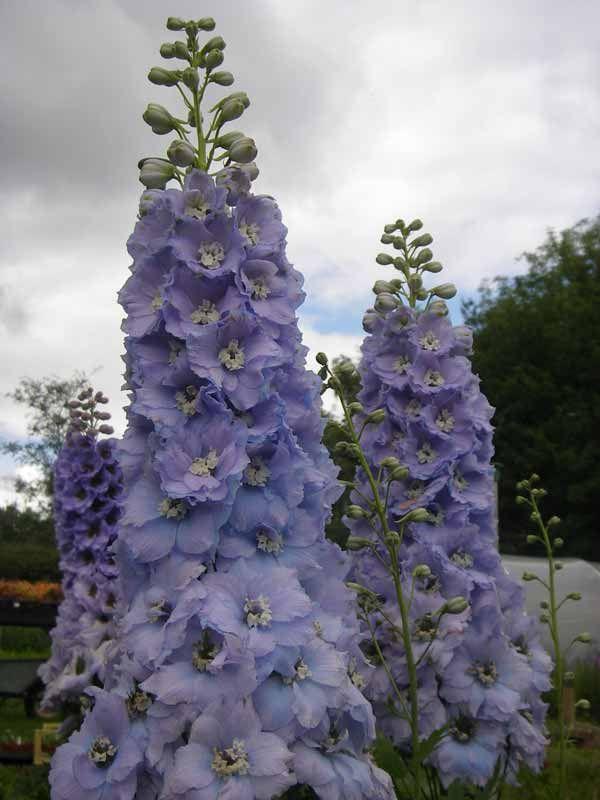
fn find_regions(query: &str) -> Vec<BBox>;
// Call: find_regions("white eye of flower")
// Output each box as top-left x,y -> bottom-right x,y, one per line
147,598 -> 172,624
168,339 -> 184,365
451,716 -> 475,742
190,449 -> 219,477
294,658 -> 312,681
192,633 -> 221,672
198,241 -> 225,268
211,739 -> 250,777
424,369 -> 445,387
244,457 -> 270,486
190,299 -> 220,325
218,339 -> 245,371
175,385 -> 199,417
406,481 -> 424,500
256,529 -> 284,554
244,595 -> 272,628
150,291 -> 163,311
313,620 -> 324,637
419,330 -> 440,351
413,613 -> 438,641
394,355 -> 411,374
250,277 -> 270,299
469,660 -> 498,686
185,198 -> 210,220
239,220 -> 260,245
451,550 -> 474,569
348,659 -> 365,689
417,442 -> 437,464
429,509 -> 445,526
126,688 -> 152,718
406,399 -> 422,417
436,408 -> 455,432
158,497 -> 187,520
88,736 -> 118,766
454,470 -> 469,491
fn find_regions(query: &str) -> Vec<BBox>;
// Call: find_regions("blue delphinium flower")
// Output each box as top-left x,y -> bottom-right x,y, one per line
345,219 -> 551,788
40,388 -> 123,710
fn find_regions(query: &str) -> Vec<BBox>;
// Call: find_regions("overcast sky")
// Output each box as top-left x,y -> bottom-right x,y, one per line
1,0 -> 599,503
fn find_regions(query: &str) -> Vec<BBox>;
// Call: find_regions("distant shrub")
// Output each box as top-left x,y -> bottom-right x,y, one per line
0,545 -> 60,582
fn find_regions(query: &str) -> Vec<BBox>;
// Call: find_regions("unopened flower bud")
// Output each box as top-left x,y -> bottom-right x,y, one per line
410,232 -> 433,247
429,299 -> 448,316
575,699 -> 591,711
431,283 -> 457,300
522,571 -> 537,582
362,309 -> 379,332
204,49 -> 224,69
173,41 -> 189,59
539,600 -> 549,609
348,402 -> 363,415
526,535 -> 539,545
98,424 -> 114,435
422,261 -> 443,273
380,456 -> 401,470
229,137 -> 258,164
346,536 -> 373,551
139,158 -> 176,189
415,248 -> 433,265
167,139 -> 196,167
373,280 -> 393,294
204,35 -> 226,51
166,16 -> 186,31
402,508 -> 430,524
444,597 -> 468,614
94,411 -> 111,421
390,465 -> 409,481
567,592 -> 582,601
160,43 -> 176,58
412,564 -> 432,579
68,399 -> 81,408
219,99 -> 245,122
367,409 -> 386,425
97,396 -> 109,404
143,103 -> 177,135
182,67 -> 199,90
575,632 -> 592,644
376,253 -> 394,266
148,67 -> 180,86
553,537 -> 564,548
385,531 -> 401,547
548,516 -> 561,527
383,223 -> 397,234
374,293 -> 399,313
407,219 -> 423,232
381,233 -> 394,244
516,496 -> 527,505
197,17 -> 216,30
347,505 -> 365,519
210,70 -> 234,86
554,562 -> 563,570
564,671 -> 575,682
539,613 -> 549,624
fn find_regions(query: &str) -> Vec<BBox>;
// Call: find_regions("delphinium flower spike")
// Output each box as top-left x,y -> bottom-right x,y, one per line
50,16 -> 393,800
321,219 -> 553,795
39,387 -> 123,713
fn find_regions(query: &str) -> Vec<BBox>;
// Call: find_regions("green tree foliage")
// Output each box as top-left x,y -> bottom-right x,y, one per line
462,215 -> 600,559
1,373 -> 88,513
0,505 -> 59,581
323,356 -> 361,547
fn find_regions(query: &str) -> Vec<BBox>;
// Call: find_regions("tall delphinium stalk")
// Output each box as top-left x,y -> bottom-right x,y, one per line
320,218 -> 553,797
50,16 -> 393,800
39,387 -> 123,711
517,474 -> 591,799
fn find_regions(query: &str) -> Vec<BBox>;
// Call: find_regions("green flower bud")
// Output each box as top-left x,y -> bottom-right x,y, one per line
395,218 -> 406,230
539,613 -> 549,624
376,253 -> 394,266
384,223 -> 397,234
410,232 -> 433,247
526,535 -> 539,545
374,293 -> 399,313
431,283 -> 457,300
554,562 -> 563,570
204,35 -> 226,51
385,531 -> 401,547
173,41 -> 189,59
529,473 -> 540,483
367,409 -> 386,424
416,289 -> 429,300
516,480 -> 530,490
210,70 -> 235,86
522,571 -> 537,582
204,48 -> 224,69
392,237 -> 405,250
347,505 -> 365,519
381,234 -> 394,244
373,280 -> 394,294
576,699 -> 591,711
567,592 -> 582,601
160,43 -> 176,58
530,511 -> 541,521
415,248 -> 433,265
317,366 -> 328,380
390,465 -> 409,481
143,103 -> 177,135
412,564 -> 432,579
575,632 -> 592,644
166,16 -> 186,31
167,139 -> 196,167
380,456 -> 401,469
515,495 -> 527,505
346,536 -> 374,551
408,275 -> 423,291
429,300 -> 448,316
148,67 -> 180,86
197,17 -> 216,30
389,279 -> 404,291
401,508 -> 430,524
407,219 -> 423,232
337,360 -> 356,376
554,537 -> 564,548
564,671 -> 575,682
219,99 -> 245,122
315,352 -> 328,366
548,516 -> 561,527
348,402 -> 364,415
333,441 -> 350,456
422,261 -> 443,273
215,131 -> 245,148
182,67 -> 199,90
540,600 -> 549,609
229,137 -> 258,164
444,597 -> 469,614
138,158 -> 176,189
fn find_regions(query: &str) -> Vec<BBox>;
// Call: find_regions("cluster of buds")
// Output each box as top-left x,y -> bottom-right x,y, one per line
368,218 -> 456,315
139,16 -> 258,190
66,387 -> 114,435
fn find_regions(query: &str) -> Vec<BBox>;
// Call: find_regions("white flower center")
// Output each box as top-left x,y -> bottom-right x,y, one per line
349,659 -> 365,689
417,442 -> 437,464
192,633 -> 221,672
250,277 -> 270,299
211,739 -> 249,777
424,369 -> 445,387
186,199 -> 210,220
190,299 -> 220,325
175,385 -> 199,417
313,620 -> 324,637
150,291 -> 163,311
469,660 -> 498,686
451,550 -> 474,569
413,613 -> 437,641
239,220 -> 260,245
406,481 -> 424,500
198,241 -> 225,268
454,470 -> 469,491
256,529 -> 284,554
147,598 -> 172,623
190,449 -> 219,476
406,399 -> 422,417
436,408 -> 455,432
218,339 -> 245,371
244,457 -> 270,486
158,497 -> 187,520
127,689 -> 152,717
394,355 -> 411,374
88,736 -> 118,767
244,595 -> 272,628
419,330 -> 440,351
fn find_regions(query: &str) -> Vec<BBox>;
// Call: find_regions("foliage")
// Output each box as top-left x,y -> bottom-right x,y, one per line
0,627 -> 50,656
0,507 -> 59,582
462,216 -> 600,560
0,765 -> 50,800
0,373 -> 88,512
0,582 -> 61,604
573,658 -> 600,724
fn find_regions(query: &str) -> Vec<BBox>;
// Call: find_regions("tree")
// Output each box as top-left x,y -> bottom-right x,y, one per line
462,215 -> 600,560
1,373 -> 88,513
